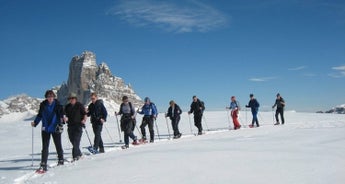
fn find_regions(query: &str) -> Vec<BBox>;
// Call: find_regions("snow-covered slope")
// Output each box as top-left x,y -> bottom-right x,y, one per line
0,111 -> 344,184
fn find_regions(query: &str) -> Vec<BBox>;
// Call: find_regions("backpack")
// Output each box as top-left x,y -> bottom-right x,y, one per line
200,101 -> 205,111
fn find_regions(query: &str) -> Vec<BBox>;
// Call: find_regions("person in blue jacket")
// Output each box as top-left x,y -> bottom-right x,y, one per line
137,97 -> 158,143
31,90 -> 65,172
245,94 -> 260,128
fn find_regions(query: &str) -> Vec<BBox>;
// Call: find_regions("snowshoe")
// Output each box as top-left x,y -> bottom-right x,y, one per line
174,134 -> 182,139
138,139 -> 148,144
35,163 -> 47,174
57,159 -> 64,166
87,146 -> 98,154
121,145 -> 129,149
132,140 -> 140,145
234,125 -> 241,130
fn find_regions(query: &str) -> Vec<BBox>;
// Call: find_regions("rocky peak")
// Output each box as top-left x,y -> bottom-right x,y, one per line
57,51 -> 142,108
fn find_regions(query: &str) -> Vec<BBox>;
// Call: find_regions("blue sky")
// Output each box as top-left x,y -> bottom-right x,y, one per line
1,0 -> 344,112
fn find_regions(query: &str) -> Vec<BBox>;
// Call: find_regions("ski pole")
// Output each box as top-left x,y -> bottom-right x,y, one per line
83,126 -> 93,148
245,107 -> 248,128
202,115 -> 210,131
188,114 -> 194,135
272,108 -> 275,125
133,108 -> 143,138
258,112 -> 264,124
226,108 -> 232,129
31,126 -> 34,167
104,124 -> 115,143
164,114 -> 171,140
114,113 -> 123,143
154,119 -> 161,140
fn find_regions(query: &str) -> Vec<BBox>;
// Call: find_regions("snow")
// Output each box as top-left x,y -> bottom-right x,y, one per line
0,111 -> 344,184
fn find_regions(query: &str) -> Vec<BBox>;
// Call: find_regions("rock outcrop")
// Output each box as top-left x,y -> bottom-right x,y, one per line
57,51 -> 142,107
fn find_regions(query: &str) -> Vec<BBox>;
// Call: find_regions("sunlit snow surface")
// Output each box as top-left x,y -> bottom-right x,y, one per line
0,111 -> 344,184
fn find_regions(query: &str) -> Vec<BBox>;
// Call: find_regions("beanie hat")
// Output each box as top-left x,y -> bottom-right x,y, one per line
144,97 -> 150,102
122,96 -> 128,101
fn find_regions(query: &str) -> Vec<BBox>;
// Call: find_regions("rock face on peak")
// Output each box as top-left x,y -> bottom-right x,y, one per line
57,51 -> 142,107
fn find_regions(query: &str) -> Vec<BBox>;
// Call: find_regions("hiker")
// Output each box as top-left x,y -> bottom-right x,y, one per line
31,90 -> 65,172
86,92 -> 107,153
115,96 -> 139,149
227,96 -> 241,129
137,97 -> 158,143
272,93 -> 285,125
245,94 -> 260,128
188,96 -> 205,135
166,100 -> 182,138
64,92 -> 87,161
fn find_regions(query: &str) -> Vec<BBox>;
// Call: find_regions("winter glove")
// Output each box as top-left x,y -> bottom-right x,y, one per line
55,123 -> 64,134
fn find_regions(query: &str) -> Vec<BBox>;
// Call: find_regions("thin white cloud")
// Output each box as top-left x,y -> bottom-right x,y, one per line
108,0 -> 228,33
288,66 -> 306,71
249,77 -> 276,82
329,65 -> 345,78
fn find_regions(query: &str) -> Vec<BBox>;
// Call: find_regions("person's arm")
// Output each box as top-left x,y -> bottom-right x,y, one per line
32,102 -> 44,127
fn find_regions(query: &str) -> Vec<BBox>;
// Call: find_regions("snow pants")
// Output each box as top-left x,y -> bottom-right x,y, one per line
67,125 -> 83,159
231,109 -> 241,128
41,131 -> 64,165
171,116 -> 181,136
275,108 -> 285,124
140,116 -> 154,141
251,111 -> 259,126
92,123 -> 104,151
194,114 -> 203,133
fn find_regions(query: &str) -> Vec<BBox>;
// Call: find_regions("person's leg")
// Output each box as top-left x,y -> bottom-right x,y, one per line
41,131 -> 51,166
148,118 -> 155,142
52,132 -> 64,164
280,109 -> 285,124
140,118 -> 148,140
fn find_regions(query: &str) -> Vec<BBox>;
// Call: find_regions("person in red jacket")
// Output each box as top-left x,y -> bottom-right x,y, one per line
227,96 -> 241,130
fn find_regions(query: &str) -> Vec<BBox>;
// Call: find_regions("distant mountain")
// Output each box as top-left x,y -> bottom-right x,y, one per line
317,104 -> 345,114
0,95 -> 42,117
0,51 -> 143,118
325,104 -> 345,114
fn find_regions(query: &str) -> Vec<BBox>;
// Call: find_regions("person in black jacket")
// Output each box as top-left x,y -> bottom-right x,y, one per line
188,96 -> 205,135
31,90 -> 65,172
87,92 -> 107,153
64,93 -> 87,161
272,93 -> 285,125
166,100 -> 182,139
115,96 -> 139,148
245,94 -> 260,128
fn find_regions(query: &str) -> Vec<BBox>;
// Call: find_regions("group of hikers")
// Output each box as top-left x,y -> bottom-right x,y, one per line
31,90 -> 285,172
